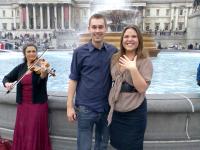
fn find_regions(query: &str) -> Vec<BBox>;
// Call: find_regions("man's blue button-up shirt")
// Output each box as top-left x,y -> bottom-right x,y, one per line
69,41 -> 117,112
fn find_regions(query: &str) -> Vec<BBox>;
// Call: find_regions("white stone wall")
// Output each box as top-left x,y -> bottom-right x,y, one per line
0,0 -> 195,33
143,2 -> 193,32
0,5 -> 14,30
187,12 -> 200,46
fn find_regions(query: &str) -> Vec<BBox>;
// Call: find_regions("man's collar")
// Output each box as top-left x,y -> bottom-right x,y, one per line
88,41 -> 108,52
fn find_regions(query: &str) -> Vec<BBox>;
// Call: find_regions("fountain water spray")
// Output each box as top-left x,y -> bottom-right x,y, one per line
90,0 -> 142,32
80,0 -> 160,57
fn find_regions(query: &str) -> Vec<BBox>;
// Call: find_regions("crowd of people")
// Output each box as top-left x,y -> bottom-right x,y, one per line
0,32 -> 53,50
146,28 -> 187,36
156,41 -> 200,50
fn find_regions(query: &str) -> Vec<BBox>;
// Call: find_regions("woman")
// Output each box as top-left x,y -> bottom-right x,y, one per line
108,25 -> 153,150
2,43 -> 52,150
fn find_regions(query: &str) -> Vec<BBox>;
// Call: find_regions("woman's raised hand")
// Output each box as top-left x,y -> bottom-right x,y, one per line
119,55 -> 137,71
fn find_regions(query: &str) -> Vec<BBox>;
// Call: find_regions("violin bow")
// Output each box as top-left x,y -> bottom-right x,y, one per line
6,48 -> 49,94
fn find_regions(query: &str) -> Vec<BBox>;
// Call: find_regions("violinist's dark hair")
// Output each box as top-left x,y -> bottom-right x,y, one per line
22,43 -> 38,63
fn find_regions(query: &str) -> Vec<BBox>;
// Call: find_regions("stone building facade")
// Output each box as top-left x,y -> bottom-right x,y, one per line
0,0 -> 194,33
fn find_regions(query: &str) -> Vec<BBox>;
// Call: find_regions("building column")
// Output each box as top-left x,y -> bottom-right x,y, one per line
54,4 -> 57,29
69,5 -> 71,29
142,7 -> 145,31
174,7 -> 179,31
19,6 -> 23,29
40,4 -> 43,29
184,7 -> 188,29
170,7 -> 174,30
47,4 -> 50,29
33,4 -> 36,29
26,4 -> 29,29
189,7 -> 192,15
61,5 -> 64,29
13,8 -> 16,29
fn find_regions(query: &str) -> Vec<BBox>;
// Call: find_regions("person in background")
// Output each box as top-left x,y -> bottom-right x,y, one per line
108,25 -> 153,150
2,43 -> 52,150
66,13 -> 117,150
196,63 -> 200,86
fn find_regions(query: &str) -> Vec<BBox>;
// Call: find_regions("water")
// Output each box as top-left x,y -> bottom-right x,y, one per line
90,0 -> 142,32
149,52 -> 200,94
91,0 -> 133,12
0,51 -> 200,94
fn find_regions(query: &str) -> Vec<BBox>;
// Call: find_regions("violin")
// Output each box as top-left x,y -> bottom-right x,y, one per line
30,58 -> 56,77
6,48 -> 54,94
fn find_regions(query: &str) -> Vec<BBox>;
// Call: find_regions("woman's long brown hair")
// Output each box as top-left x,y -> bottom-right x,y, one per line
112,25 -> 148,66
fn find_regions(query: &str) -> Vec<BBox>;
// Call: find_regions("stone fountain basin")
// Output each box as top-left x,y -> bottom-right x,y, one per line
79,32 -> 160,57
0,91 -> 200,150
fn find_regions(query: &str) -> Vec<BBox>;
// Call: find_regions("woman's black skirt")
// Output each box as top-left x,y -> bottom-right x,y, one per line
110,99 -> 147,150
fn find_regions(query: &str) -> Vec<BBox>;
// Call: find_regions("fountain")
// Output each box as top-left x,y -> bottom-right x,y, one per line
79,0 -> 160,57
0,51 -> 200,150
54,29 -> 78,50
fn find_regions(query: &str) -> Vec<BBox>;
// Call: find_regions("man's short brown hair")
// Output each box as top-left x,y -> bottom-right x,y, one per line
88,13 -> 107,27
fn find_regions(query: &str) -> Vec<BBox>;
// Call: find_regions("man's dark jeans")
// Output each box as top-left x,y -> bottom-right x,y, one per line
76,105 -> 109,150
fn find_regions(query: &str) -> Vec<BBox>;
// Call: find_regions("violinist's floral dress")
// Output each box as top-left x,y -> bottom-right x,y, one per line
11,73 -> 51,150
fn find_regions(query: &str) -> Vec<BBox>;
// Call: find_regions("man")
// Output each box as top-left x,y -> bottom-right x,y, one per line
66,13 -> 117,150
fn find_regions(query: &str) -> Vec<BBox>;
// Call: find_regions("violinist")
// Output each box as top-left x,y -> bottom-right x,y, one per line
2,43 -> 52,150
